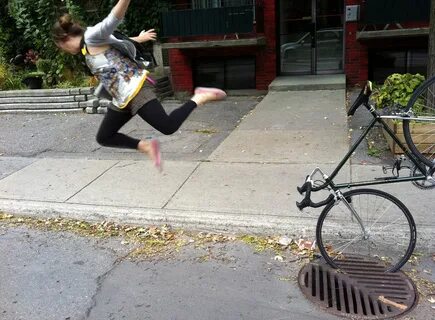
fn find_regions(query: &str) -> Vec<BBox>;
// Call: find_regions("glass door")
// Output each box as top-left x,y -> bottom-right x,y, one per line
279,0 -> 344,75
315,0 -> 344,73
279,0 -> 314,74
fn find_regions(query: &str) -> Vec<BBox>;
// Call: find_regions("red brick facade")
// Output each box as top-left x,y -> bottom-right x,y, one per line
166,0 -> 429,91
344,0 -> 368,86
167,1 -> 277,93
344,0 -> 429,86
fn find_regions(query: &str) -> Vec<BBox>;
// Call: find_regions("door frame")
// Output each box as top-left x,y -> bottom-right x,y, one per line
276,0 -> 345,76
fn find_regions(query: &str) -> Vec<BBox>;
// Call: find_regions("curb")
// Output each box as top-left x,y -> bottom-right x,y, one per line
0,199 -> 433,246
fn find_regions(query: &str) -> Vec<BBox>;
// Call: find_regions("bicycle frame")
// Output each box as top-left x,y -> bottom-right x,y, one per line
311,103 -> 431,193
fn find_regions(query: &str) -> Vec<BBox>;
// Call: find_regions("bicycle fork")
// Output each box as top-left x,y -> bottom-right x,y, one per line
335,190 -> 369,239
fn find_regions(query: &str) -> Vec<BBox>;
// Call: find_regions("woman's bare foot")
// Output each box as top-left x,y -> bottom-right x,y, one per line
191,87 -> 227,106
138,139 -> 162,171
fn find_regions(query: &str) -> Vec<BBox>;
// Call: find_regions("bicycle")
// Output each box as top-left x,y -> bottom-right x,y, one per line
296,76 -> 435,272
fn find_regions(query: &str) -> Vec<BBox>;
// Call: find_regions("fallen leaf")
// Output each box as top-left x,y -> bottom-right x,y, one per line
274,255 -> 284,262
278,236 -> 292,246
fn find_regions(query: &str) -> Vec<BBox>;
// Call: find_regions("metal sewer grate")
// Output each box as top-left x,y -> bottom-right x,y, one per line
298,257 -> 418,319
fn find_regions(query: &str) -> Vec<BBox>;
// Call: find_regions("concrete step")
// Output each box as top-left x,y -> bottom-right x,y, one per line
0,102 -> 81,110
269,74 -> 346,91
0,95 -> 86,104
0,87 -> 94,98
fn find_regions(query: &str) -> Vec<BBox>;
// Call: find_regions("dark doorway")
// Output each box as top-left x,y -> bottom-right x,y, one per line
279,0 -> 344,75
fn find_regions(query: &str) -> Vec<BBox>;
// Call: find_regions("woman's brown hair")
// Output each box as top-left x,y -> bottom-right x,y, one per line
52,14 -> 84,43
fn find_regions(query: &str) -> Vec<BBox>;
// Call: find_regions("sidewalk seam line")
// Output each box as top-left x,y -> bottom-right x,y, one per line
161,162 -> 202,209
63,161 -> 120,203
0,157 -> 40,182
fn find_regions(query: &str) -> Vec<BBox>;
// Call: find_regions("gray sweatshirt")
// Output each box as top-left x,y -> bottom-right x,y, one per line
83,11 -> 146,100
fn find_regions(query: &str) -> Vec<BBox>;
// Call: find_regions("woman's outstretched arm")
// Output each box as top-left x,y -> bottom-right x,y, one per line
112,0 -> 132,20
85,0 -> 132,42
130,29 -> 157,43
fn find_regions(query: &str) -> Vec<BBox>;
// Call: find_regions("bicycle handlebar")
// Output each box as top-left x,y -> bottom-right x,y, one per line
296,179 -> 335,211
348,80 -> 373,116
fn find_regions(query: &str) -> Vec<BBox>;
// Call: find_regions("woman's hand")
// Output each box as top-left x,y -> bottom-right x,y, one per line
135,29 -> 157,43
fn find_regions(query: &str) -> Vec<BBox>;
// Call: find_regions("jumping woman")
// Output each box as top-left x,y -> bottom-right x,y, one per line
52,0 -> 226,171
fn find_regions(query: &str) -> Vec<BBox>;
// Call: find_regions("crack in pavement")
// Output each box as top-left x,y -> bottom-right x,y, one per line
82,251 -> 132,320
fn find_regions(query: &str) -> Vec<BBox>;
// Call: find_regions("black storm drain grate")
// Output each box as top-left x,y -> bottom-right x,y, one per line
298,257 -> 418,319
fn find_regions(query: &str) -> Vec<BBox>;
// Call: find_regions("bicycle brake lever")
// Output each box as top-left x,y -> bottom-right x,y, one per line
296,182 -> 312,211
297,175 -> 310,195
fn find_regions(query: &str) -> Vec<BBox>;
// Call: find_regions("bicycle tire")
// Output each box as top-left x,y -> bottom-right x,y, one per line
403,76 -> 435,167
316,188 -> 416,273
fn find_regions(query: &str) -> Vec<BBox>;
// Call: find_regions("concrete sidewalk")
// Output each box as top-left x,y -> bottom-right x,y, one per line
0,79 -> 433,245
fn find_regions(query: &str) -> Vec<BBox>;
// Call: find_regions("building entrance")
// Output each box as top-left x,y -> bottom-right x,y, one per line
279,0 -> 344,74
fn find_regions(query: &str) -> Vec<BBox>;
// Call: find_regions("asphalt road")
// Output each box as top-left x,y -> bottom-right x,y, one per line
0,222 -> 340,320
0,98 -> 260,161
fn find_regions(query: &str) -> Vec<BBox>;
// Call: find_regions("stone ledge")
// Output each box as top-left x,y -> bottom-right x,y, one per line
79,99 -> 99,108
0,102 -> 80,110
161,37 -> 267,49
0,96 -> 79,104
357,27 -> 429,40
0,87 -> 94,98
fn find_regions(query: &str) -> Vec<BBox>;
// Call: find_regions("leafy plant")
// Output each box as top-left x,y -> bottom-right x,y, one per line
55,72 -> 94,88
35,59 -> 51,74
0,62 -> 7,88
372,73 -> 425,110
5,0 -> 169,89
0,62 -> 25,90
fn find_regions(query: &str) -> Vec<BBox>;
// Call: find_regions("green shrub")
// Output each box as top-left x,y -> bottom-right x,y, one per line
55,80 -> 74,89
0,63 -> 25,90
55,72 -> 93,88
372,73 -> 425,109
36,59 -> 51,74
0,63 -> 7,88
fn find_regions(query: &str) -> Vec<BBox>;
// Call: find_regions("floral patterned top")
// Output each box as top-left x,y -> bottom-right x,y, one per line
85,47 -> 148,108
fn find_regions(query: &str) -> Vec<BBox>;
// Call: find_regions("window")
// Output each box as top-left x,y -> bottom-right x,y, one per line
193,57 -> 256,89
192,0 -> 253,9
369,49 -> 428,83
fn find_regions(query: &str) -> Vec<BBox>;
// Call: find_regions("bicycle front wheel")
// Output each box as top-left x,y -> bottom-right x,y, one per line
316,189 -> 416,272
403,76 -> 435,167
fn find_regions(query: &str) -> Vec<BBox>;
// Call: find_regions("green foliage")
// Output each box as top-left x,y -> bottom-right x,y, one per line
0,62 -> 24,90
123,0 -> 170,34
372,73 -> 426,109
8,0 -> 60,57
23,71 -> 44,79
0,62 -> 7,88
36,59 -> 51,74
55,72 -> 92,88
2,0 -> 169,89
0,0 -> 27,60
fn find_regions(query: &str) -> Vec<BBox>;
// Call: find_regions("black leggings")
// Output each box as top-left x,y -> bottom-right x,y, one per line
96,98 -> 197,149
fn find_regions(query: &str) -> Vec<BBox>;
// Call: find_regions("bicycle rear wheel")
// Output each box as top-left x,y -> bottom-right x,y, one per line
316,189 -> 416,272
403,76 -> 435,167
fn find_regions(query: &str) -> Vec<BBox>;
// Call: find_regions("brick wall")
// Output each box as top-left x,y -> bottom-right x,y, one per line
345,21 -> 368,86
256,0 -> 276,90
167,0 -> 277,93
345,0 -> 368,86
345,0 -> 429,86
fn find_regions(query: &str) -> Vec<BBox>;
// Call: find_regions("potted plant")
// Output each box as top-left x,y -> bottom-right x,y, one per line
372,73 -> 430,154
21,49 -> 44,89
22,71 -> 44,89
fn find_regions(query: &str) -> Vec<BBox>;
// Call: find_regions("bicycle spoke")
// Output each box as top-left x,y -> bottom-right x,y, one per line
317,189 -> 416,272
368,216 -> 402,234
366,201 -> 394,231
404,76 -> 435,166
